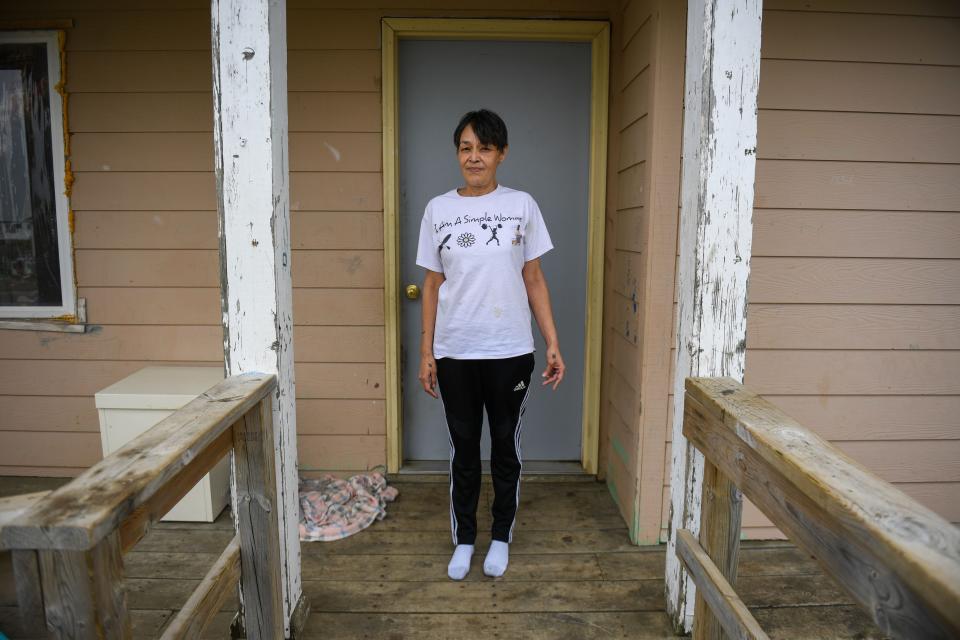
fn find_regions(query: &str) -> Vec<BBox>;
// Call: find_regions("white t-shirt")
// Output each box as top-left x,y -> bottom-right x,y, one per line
415,184 -> 554,359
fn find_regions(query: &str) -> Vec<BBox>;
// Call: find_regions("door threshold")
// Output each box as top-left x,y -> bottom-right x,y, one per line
394,459 -> 597,482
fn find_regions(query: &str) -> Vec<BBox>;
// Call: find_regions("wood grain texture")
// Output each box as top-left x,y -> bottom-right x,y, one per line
677,530 -> 768,640
11,549 -> 45,634
691,461 -> 744,640
683,377 -> 960,638
231,400 -> 284,637
662,440 -> 960,486
0,374 -> 274,550
118,428 -> 232,552
38,531 -> 130,639
0,475 -> 889,639
159,536 -> 240,639
664,481 -> 960,535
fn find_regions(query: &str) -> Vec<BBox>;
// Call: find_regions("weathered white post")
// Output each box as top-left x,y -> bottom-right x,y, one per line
666,0 -> 763,633
211,0 -> 307,636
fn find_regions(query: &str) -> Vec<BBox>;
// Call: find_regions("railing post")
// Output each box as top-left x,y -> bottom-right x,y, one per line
38,531 -> 129,639
692,459 -> 743,640
12,549 -> 46,632
232,395 -> 284,638
667,0 -> 763,629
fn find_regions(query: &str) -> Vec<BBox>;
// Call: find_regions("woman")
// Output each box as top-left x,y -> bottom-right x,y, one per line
415,109 -> 566,580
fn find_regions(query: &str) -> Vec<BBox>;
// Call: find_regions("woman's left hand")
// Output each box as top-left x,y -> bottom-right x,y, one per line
541,344 -> 565,390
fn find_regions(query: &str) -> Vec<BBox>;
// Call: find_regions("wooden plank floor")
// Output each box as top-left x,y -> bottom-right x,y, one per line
0,475 -> 886,639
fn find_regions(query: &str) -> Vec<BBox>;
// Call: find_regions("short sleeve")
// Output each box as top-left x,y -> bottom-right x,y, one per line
523,195 -> 554,262
415,203 -> 443,273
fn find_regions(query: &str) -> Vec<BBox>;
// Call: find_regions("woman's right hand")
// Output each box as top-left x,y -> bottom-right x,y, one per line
419,353 -> 439,398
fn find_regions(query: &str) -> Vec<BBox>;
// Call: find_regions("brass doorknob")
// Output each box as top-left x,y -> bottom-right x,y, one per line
405,284 -> 421,300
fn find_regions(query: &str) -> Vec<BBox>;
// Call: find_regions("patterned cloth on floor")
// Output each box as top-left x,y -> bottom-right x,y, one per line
298,470 -> 399,541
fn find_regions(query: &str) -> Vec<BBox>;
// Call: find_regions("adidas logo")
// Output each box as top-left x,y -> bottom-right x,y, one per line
513,380 -> 526,391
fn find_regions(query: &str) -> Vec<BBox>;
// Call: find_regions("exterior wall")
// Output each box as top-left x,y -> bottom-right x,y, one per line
0,1 -> 616,477
657,0 -> 960,539
1,0 -> 956,547
597,0 -> 684,543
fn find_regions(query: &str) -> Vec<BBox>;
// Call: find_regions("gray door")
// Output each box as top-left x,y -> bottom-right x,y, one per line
399,39 -> 591,463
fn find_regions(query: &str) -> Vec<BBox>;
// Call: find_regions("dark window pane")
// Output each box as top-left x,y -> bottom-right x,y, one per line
0,41 -> 62,307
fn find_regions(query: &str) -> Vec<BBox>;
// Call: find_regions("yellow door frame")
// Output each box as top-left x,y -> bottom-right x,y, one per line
381,17 -> 610,474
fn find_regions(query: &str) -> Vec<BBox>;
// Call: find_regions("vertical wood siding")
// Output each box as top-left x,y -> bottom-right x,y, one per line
658,1 -> 960,539
0,1 -> 615,476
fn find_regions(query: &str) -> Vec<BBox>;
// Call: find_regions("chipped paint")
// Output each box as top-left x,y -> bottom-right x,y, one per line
54,29 -> 80,318
665,0 -> 763,633
211,0 -> 302,633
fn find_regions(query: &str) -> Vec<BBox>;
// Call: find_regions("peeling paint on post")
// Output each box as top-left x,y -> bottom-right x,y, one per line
211,0 -> 305,636
666,0 -> 762,633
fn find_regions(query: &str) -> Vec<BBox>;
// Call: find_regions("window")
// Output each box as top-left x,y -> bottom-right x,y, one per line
0,31 -> 74,319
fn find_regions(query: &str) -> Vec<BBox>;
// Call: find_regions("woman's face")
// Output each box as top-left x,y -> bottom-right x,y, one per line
457,124 -> 507,189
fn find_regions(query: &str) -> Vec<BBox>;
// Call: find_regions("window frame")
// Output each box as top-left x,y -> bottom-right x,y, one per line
0,29 -> 76,320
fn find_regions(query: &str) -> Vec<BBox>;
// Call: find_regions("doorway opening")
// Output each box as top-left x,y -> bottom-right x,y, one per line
381,18 -> 609,476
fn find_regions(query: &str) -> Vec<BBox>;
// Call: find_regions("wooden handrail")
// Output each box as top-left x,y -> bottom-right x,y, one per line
0,372 -> 284,639
677,377 -> 960,640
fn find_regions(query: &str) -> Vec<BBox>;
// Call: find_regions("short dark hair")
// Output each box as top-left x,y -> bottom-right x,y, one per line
453,109 -> 508,151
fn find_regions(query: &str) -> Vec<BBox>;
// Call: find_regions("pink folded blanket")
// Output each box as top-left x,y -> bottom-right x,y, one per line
298,471 -> 399,542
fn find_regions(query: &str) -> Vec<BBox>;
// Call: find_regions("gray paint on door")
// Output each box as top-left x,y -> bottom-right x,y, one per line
399,39 -> 591,462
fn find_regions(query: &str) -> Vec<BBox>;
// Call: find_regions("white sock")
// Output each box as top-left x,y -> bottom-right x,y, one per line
483,540 -> 509,577
447,544 -> 474,580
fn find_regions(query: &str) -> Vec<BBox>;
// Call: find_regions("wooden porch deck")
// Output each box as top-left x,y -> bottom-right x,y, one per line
0,475 -> 884,639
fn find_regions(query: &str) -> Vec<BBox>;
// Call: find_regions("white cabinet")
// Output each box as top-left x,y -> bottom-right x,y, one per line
95,366 -> 230,522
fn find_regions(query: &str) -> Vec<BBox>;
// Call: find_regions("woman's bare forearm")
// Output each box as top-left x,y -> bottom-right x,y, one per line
523,265 -> 558,348
420,271 -> 444,356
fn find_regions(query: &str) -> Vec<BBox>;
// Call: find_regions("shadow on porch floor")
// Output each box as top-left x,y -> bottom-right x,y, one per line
0,476 -> 885,639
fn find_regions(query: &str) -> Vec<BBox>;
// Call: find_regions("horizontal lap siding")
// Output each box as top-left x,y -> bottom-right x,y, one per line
661,3 -> 960,539
0,1 -> 615,476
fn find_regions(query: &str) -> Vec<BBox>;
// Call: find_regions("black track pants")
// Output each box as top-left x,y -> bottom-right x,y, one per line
436,352 -> 536,546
